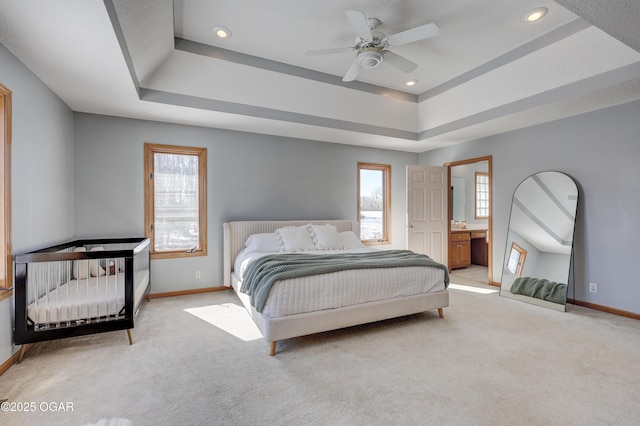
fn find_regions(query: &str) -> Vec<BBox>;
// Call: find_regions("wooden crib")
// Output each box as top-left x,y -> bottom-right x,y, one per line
13,237 -> 150,361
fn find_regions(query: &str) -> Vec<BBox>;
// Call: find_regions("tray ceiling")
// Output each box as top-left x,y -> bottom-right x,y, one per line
0,0 -> 639,152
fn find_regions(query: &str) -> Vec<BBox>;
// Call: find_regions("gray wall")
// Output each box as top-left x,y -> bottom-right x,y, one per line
74,113 -> 418,293
538,253 -> 572,284
0,44 -> 75,362
420,100 -> 640,315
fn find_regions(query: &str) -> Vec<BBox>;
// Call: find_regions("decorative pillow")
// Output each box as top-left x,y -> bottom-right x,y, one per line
310,224 -> 341,250
73,246 -> 107,278
90,247 -> 106,277
73,247 -> 88,280
338,231 -> 366,249
275,225 -> 315,252
244,233 -> 282,253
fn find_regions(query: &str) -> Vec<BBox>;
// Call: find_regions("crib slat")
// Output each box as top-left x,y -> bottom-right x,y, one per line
53,262 -> 61,328
65,258 -> 71,326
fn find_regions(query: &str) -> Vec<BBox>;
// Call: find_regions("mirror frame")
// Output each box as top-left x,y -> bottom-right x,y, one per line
499,171 -> 579,312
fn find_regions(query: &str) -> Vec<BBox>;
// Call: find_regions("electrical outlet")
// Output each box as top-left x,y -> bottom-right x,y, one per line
589,282 -> 597,293
195,271 -> 201,280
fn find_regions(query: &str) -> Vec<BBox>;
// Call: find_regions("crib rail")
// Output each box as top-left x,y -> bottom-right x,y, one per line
14,237 -> 150,345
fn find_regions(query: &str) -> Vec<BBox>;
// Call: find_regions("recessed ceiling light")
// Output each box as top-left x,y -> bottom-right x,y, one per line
405,79 -> 418,87
522,7 -> 548,22
213,26 -> 232,38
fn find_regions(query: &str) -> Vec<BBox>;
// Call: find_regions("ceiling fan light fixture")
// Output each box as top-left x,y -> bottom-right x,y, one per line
522,7 -> 548,22
357,50 -> 383,69
213,26 -> 232,38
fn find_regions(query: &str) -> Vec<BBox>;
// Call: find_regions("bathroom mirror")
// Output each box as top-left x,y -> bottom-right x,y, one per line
499,171 -> 578,312
451,176 -> 465,221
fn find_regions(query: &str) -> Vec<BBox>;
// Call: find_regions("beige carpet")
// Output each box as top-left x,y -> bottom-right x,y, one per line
1,283 -> 639,426
449,265 -> 490,287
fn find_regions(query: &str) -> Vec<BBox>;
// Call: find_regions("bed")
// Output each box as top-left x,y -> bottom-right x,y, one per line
14,238 -> 150,361
223,220 -> 449,355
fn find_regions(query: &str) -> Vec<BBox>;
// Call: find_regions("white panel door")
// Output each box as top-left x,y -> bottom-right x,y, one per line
406,165 -> 448,264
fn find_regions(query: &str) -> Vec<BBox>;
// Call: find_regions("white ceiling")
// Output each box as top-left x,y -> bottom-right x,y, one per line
0,0 -> 639,152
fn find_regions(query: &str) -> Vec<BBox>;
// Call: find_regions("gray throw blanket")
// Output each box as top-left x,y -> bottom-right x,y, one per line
240,250 -> 450,313
510,276 -> 567,304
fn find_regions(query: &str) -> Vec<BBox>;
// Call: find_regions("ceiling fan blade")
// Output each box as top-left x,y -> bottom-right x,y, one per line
384,51 -> 418,73
345,10 -> 373,41
342,58 -> 360,82
383,23 -> 439,47
305,47 -> 356,56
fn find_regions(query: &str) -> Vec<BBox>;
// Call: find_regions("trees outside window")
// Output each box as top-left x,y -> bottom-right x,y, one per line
358,162 -> 391,244
144,144 -> 207,259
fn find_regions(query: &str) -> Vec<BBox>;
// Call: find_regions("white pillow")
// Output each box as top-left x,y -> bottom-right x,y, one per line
90,247 -> 106,277
73,247 -> 88,279
244,233 -> 282,253
73,246 -> 107,279
310,224 -> 341,250
275,225 -> 315,252
339,231 -> 366,249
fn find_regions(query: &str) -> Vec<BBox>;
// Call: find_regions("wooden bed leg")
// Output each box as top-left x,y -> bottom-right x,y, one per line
18,345 -> 26,364
269,341 -> 277,356
126,329 -> 133,345
438,308 -> 444,319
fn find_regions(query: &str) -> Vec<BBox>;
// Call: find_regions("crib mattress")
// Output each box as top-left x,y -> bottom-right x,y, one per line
233,250 -> 446,318
27,271 -> 150,325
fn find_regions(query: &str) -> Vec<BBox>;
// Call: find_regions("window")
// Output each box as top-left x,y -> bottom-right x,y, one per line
507,242 -> 527,277
475,172 -> 489,219
357,162 -> 391,244
144,143 -> 207,259
0,83 -> 11,299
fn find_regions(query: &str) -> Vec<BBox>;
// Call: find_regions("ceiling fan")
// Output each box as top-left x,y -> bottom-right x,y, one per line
305,10 -> 439,82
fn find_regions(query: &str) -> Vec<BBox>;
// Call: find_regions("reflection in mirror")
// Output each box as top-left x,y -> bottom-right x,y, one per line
451,176 -> 465,221
506,242 -> 527,277
499,171 -> 578,312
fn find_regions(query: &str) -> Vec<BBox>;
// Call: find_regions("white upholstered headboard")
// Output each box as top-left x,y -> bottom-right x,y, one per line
222,220 -> 360,286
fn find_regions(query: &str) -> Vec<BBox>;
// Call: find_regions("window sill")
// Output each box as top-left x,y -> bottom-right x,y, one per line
151,249 -> 207,260
362,240 -> 391,246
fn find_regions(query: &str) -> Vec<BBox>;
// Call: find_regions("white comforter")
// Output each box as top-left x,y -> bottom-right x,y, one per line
233,248 -> 446,318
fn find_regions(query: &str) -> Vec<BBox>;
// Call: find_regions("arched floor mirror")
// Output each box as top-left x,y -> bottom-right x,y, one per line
499,171 -> 578,312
